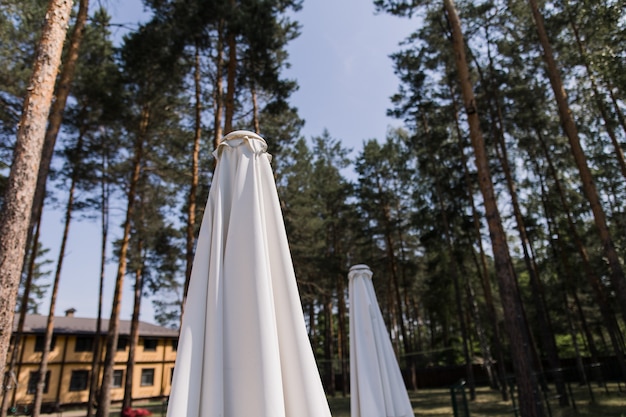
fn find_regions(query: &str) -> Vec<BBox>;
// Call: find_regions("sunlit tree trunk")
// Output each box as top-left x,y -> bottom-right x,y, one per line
0,0 -> 74,380
26,0 -> 89,257
1,221 -> 41,417
443,0 -> 544,414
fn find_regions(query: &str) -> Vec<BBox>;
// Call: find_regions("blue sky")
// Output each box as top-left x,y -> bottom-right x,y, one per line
39,0 -> 418,324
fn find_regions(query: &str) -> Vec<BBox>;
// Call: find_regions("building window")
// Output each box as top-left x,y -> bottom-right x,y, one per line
143,339 -> 158,351
69,370 -> 89,392
112,369 -> 124,388
117,337 -> 128,351
140,369 -> 155,386
27,371 -> 50,394
171,339 -> 178,351
170,367 -> 175,383
34,335 -> 56,352
74,336 -> 94,352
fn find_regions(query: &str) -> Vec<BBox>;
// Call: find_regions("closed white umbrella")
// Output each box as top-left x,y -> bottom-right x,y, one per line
349,264 -> 414,417
167,130 -> 331,417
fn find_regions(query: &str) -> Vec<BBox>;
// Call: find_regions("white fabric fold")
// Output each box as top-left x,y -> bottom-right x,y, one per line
167,130 -> 331,417
349,264 -> 414,417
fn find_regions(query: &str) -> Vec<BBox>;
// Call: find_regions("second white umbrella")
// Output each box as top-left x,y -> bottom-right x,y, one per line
349,264 -> 414,417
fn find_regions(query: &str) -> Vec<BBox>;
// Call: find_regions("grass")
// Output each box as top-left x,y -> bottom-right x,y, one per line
326,383 -> 626,417
60,383 -> 625,417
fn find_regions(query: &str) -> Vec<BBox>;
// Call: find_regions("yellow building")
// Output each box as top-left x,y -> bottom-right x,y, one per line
6,310 -> 178,411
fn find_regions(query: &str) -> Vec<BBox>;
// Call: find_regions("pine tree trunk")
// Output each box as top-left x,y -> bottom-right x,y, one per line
566,8 -> 626,181
492,120 -> 568,406
26,0 -> 89,257
527,0 -> 626,326
535,131 -> 626,381
87,140 -> 109,417
0,222 -> 41,417
96,107 -> 148,417
32,127 -> 82,417
0,0 -> 73,380
420,108 -> 475,398
433,174 -> 476,399
224,30 -> 236,134
123,239 -> 144,410
182,41 -> 202,317
213,20 -> 225,150
443,1 -> 544,415
323,297 -> 335,396
335,274 -> 348,396
251,83 -> 260,134
450,86 -> 508,401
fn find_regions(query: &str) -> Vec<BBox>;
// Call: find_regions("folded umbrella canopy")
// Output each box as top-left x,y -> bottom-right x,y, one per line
167,130 -> 331,417
349,264 -> 414,417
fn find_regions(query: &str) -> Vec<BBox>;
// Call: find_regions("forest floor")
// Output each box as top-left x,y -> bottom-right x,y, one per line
327,383 -> 626,417
48,382 -> 626,417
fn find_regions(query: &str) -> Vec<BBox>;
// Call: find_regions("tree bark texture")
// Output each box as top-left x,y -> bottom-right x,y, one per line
0,0 -> 74,381
26,0 -> 89,258
182,41 -> 202,318
443,0 -> 544,415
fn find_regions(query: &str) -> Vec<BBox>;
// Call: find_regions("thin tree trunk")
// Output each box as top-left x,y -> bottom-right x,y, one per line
565,5 -> 626,181
477,30 -> 570,404
492,123 -> 568,406
213,20 -> 225,149
323,297 -> 335,396
123,238 -> 144,410
251,83 -> 260,134
87,134 -> 109,417
0,0 -> 74,379
26,0 -> 89,258
420,108 -> 475,399
32,127 -> 83,417
433,173 -> 476,400
334,268 -> 348,397
607,86 -> 626,139
534,131 -> 626,381
224,30 -> 236,134
182,41 -> 203,318
527,0 -> 626,326
443,1 -> 544,415
96,107 -> 149,417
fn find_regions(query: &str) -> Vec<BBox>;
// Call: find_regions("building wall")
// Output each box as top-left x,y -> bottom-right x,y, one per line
8,334 -> 177,408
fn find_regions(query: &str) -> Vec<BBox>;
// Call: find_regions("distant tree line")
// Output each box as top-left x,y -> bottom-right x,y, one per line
0,1 -> 625,417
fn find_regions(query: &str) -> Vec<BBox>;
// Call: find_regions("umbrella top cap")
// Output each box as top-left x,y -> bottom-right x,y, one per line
220,130 -> 266,145
348,264 -> 373,280
216,130 -> 269,158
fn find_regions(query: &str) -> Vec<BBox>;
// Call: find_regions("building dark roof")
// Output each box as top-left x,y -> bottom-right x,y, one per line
13,314 -> 179,338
